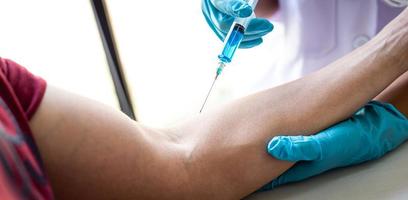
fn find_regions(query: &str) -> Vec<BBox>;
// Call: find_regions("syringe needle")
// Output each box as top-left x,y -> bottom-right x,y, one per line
200,62 -> 225,113
199,75 -> 219,113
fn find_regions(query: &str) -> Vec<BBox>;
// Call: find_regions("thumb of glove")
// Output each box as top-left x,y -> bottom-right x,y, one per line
267,135 -> 323,162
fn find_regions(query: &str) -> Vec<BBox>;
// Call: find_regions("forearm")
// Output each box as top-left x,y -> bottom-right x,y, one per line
375,71 -> 408,116
178,9 -> 408,199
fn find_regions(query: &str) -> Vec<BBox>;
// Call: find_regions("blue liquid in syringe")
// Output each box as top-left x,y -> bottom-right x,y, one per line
200,23 -> 246,113
218,23 -> 245,63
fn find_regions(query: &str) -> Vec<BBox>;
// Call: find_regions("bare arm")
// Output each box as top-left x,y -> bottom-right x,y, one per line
177,9 -> 408,198
29,8 -> 408,200
375,71 -> 408,116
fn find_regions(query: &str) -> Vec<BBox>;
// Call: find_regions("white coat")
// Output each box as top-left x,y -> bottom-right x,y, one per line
253,0 -> 406,90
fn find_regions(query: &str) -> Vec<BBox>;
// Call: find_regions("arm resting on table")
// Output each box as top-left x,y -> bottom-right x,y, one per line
29,8 -> 408,200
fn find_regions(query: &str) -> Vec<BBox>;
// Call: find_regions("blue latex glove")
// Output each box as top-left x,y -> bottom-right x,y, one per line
259,101 -> 408,191
202,0 -> 274,48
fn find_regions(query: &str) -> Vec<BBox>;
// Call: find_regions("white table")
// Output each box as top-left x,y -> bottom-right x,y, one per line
248,142 -> 408,200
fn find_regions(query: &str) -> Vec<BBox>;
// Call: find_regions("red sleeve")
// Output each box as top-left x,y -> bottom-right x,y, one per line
0,58 -> 46,120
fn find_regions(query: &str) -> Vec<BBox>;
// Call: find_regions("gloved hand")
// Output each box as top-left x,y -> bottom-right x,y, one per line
202,0 -> 274,48
259,101 -> 408,191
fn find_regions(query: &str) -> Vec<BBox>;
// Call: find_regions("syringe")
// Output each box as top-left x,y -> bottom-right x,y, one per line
199,0 -> 259,113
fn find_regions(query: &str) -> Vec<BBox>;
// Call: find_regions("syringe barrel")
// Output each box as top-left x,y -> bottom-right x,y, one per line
217,0 -> 259,63
234,0 -> 258,28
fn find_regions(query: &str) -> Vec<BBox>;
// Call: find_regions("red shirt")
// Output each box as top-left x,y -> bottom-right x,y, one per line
0,58 -> 54,199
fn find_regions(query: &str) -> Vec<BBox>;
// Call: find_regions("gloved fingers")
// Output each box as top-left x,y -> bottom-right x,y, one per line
267,135 -> 323,162
244,18 -> 274,37
202,5 -> 233,42
241,31 -> 269,43
202,0 -> 235,35
256,179 -> 279,192
205,13 -> 273,39
203,0 -> 273,45
238,18 -> 273,48
271,161 -> 328,187
364,101 -> 408,151
239,38 -> 263,48
239,19 -> 273,48
369,101 -> 408,120
257,161 -> 326,192
260,102 -> 408,192
210,0 -> 253,18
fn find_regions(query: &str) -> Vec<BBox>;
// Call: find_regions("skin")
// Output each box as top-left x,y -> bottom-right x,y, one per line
255,0 -> 408,115
376,71 -> 408,115
255,0 -> 279,18
29,8 -> 408,200
255,0 -> 408,118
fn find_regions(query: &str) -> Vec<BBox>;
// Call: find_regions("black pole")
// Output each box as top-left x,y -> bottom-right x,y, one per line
90,0 -> 136,120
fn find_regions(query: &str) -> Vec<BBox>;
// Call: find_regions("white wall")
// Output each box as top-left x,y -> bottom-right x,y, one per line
107,0 -> 283,127
0,0 -> 119,109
